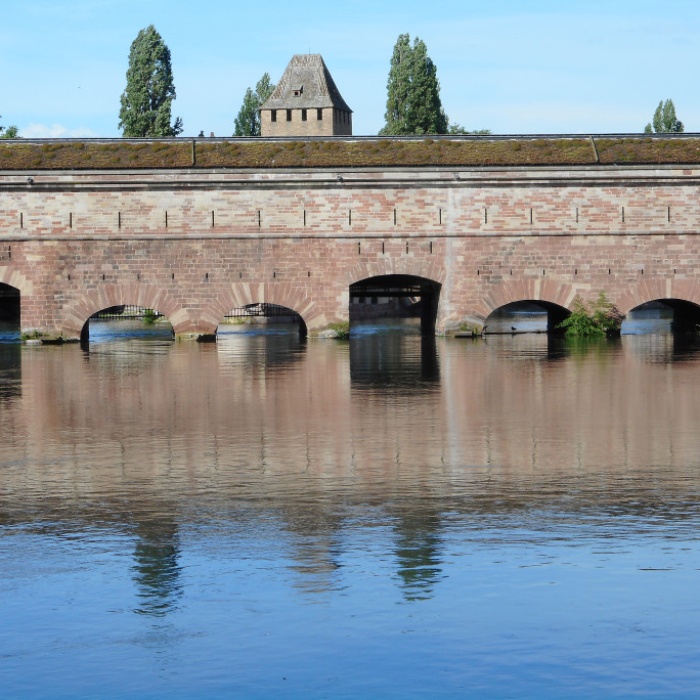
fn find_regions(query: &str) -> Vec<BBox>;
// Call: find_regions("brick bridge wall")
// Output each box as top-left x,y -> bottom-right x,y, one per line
2,158 -> 700,339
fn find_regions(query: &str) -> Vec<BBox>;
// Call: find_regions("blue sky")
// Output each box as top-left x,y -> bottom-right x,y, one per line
2,0 -> 699,138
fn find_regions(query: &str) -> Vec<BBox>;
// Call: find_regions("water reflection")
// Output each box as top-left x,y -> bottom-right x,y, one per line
86,318 -> 175,343
0,319 -> 20,344
350,321 -> 440,389
0,343 -> 21,402
132,517 -> 183,617
393,510 -> 443,601
217,323 -> 307,372
622,331 -> 700,363
3,328 -> 700,697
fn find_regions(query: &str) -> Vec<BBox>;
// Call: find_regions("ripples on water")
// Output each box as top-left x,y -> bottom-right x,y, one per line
1,319 -> 700,698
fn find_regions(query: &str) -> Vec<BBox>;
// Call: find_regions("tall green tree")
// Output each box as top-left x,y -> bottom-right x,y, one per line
119,25 -> 183,137
0,116 -> 18,138
380,34 -> 448,136
644,99 -> 684,133
233,73 -> 275,136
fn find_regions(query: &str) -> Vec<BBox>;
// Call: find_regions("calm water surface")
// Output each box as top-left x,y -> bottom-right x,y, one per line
2,321 -> 700,698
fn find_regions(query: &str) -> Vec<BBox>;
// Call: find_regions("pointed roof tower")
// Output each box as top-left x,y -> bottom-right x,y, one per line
260,54 -> 352,137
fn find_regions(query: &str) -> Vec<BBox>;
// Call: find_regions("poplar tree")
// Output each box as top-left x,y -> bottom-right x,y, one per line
233,73 -> 275,136
380,34 -> 448,135
644,99 -> 684,133
119,25 -> 183,137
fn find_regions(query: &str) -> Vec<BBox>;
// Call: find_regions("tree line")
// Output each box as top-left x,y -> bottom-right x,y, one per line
0,26 -> 690,139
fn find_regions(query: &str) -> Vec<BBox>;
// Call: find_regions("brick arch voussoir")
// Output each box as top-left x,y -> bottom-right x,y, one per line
60,284 -> 186,336
0,265 -> 34,295
616,279 -> 700,316
346,259 -> 446,286
475,279 -> 577,320
207,282 -> 320,328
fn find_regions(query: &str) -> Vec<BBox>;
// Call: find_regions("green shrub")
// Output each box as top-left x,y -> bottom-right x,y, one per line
558,292 -> 622,338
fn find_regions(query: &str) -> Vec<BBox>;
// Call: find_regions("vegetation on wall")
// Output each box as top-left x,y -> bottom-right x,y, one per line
557,293 -> 623,338
2,135 -> 700,170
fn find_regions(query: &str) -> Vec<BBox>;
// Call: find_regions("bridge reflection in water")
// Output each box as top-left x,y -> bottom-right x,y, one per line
2,320 -> 700,697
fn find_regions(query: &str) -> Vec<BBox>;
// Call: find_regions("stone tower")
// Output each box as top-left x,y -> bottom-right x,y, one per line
260,54 -> 352,137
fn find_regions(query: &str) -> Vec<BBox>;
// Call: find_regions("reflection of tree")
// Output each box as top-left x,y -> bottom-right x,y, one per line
393,512 -> 443,601
282,503 -> 343,595
132,518 -> 182,617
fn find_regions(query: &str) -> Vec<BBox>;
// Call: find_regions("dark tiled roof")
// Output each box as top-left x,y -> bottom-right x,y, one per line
261,54 -> 352,112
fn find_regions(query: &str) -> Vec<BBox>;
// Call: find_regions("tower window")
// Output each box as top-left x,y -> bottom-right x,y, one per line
301,109 -> 307,121
317,108 -> 323,121
271,110 -> 277,123
286,109 -> 292,122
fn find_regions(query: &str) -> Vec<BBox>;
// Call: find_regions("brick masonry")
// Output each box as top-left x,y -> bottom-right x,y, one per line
2,164 -> 700,339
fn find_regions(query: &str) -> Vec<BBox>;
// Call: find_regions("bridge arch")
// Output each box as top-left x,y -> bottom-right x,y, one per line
616,279 -> 700,317
615,280 -> 700,334
346,260 -> 445,335
0,266 -> 33,296
464,279 -> 577,333
0,266 -> 33,334
347,258 -> 447,287
61,285 -> 186,341
348,272 -> 443,335
206,282 -> 321,338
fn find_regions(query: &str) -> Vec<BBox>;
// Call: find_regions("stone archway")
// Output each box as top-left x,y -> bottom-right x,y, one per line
61,284 -> 187,340
477,279 -> 578,319
347,258 -> 447,290
347,259 -> 446,335
616,279 -> 700,334
616,279 -> 700,317
0,266 -> 33,296
205,281 -> 320,337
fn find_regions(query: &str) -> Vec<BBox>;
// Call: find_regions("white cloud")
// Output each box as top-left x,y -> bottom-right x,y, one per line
20,124 -> 99,139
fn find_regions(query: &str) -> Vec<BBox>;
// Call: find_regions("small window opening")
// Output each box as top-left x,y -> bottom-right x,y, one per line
271,110 -> 277,123
292,86 -> 303,97
317,108 -> 323,121
286,109 -> 292,122
301,109 -> 307,122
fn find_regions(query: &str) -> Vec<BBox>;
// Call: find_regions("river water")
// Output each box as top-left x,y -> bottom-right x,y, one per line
1,320 -> 700,698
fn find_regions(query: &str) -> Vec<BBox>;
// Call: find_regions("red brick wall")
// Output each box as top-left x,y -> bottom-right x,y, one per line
1,165 -> 700,339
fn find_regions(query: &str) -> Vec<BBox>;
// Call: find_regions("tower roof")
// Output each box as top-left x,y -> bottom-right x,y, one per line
261,54 -> 352,112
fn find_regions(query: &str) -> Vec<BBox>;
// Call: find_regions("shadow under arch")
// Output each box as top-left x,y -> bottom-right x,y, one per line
622,298 -> 700,335
484,300 -> 569,334
473,279 -> 576,333
349,273 -> 442,335
0,266 -> 32,337
0,282 -> 20,327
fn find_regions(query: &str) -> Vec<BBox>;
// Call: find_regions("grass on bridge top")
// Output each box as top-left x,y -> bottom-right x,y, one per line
1,135 -> 700,170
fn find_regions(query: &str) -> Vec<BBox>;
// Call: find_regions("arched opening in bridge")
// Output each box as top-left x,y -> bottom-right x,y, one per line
484,301 -> 569,335
0,283 -> 20,342
349,274 -> 441,336
622,299 -> 700,335
80,305 -> 175,345
217,303 -> 307,340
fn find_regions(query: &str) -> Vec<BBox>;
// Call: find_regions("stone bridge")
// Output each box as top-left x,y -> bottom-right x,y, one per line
2,135 -> 700,341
